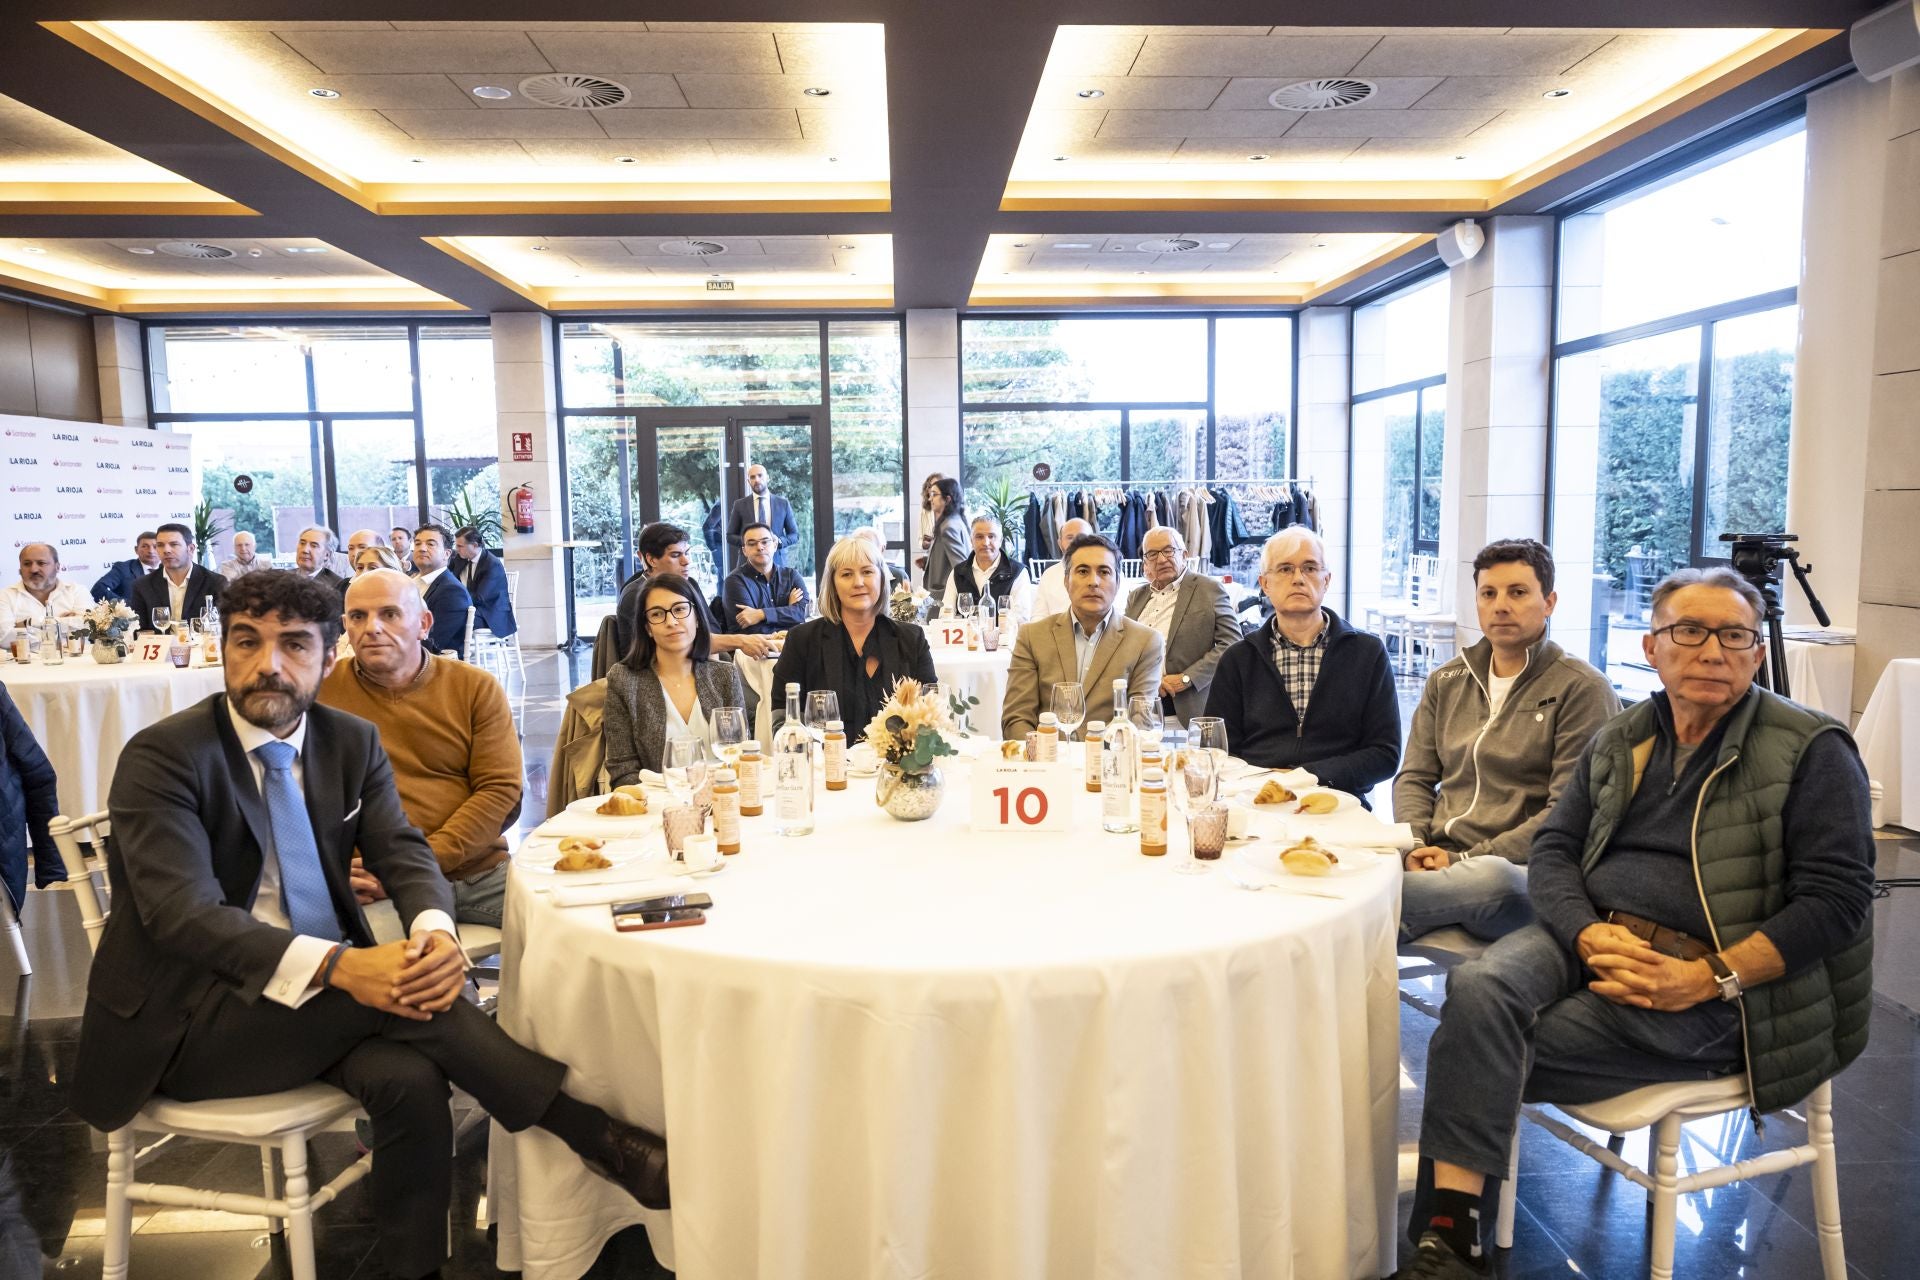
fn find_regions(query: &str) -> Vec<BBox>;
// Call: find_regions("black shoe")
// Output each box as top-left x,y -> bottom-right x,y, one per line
1391,1232 -> 1490,1279
584,1120 -> 671,1211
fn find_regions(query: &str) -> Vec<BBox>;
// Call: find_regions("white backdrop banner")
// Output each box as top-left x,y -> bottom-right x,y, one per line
1,415 -> 193,585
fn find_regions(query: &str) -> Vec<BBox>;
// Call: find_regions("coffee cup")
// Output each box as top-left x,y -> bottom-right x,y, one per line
848,741 -> 878,774
678,833 -> 721,874
1226,805 -> 1250,840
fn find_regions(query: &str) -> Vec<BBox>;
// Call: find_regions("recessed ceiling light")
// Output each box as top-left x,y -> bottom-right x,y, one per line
308,87 -> 340,100
472,85 -> 513,100
839,243 -> 857,250
613,156 -> 638,164
1053,155 -> 1069,162
1054,242 -> 1093,249
283,246 -> 329,254
803,87 -> 831,97
1135,270 -> 1148,275
1248,153 -> 1270,161
1205,242 -> 1232,249
126,247 -> 156,255
827,155 -> 839,163
1314,242 -> 1328,248
1077,88 -> 1104,99
529,245 -> 547,252
22,246 -> 45,254
409,157 -> 427,164
1012,242 -> 1030,248
1454,155 -> 1467,161
1542,88 -> 1572,99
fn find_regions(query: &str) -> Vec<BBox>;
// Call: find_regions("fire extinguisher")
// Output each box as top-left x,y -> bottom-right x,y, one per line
509,484 -> 536,534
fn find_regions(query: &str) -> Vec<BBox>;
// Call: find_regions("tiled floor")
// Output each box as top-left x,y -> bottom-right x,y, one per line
2,650 -> 1915,1278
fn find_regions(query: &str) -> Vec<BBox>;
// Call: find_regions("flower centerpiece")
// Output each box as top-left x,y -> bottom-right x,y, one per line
80,600 -> 138,664
864,677 -> 959,821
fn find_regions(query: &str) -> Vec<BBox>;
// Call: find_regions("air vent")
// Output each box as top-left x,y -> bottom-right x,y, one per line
155,242 -> 237,260
1267,78 -> 1377,111
1136,238 -> 1201,254
658,239 -> 727,258
517,73 -> 632,110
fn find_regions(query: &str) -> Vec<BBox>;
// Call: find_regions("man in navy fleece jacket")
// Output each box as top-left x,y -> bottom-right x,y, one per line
1203,524 -> 1400,800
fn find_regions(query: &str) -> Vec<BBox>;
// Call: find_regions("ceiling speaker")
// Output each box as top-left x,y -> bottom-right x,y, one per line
1852,0 -> 1920,80
1435,219 -> 1484,268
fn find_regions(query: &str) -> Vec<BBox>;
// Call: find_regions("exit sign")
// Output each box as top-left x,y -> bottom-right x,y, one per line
705,279 -> 735,292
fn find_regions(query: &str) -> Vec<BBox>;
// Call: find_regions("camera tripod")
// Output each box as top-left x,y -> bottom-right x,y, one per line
1719,533 -> 1829,701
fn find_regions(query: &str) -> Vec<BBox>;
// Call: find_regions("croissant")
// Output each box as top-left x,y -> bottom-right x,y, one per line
557,836 -> 604,855
1280,836 -> 1338,877
1000,740 -> 1026,760
596,789 -> 649,816
554,846 -> 614,872
1254,779 -> 1295,805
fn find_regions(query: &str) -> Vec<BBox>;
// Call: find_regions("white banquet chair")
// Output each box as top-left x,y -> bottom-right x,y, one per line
0,894 -> 27,976
53,815 -> 373,1280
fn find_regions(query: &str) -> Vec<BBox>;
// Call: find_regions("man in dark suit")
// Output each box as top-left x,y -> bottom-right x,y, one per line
295,526 -> 348,596
726,464 -> 799,567
451,527 -> 516,638
410,523 -> 474,660
68,571 -> 669,1279
129,522 -> 226,630
90,530 -> 161,602
1123,526 -> 1242,725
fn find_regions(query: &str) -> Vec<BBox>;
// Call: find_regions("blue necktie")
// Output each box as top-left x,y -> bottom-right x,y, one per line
254,740 -> 340,943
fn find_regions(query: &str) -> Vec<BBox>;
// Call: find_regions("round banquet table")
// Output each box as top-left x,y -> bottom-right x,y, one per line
736,642 -> 1014,748
489,755 -> 1403,1280
1,655 -> 227,818
1857,657 -> 1920,831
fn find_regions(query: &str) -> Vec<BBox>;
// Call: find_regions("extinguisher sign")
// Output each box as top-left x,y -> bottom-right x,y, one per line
511,432 -> 533,462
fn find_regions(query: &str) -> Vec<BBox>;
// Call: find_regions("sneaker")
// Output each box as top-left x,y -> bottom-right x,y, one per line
1391,1231 -> 1490,1279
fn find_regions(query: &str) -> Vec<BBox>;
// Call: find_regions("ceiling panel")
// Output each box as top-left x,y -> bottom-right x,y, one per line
279,30 -> 555,75
438,232 -> 892,304
975,230 -> 1416,297
1129,34 -> 1385,78
1034,76 -> 1227,111
0,236 -> 451,310
1208,76 -> 1442,111
1349,34 -> 1612,77
524,31 -> 784,75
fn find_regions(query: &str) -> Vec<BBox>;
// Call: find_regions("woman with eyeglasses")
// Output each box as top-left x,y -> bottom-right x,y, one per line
770,534 -> 937,740
603,572 -> 754,787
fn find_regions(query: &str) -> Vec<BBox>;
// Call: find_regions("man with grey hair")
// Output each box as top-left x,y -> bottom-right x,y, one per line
1394,565 -> 1875,1279
1031,517 -> 1092,619
295,526 -> 347,596
941,513 -> 1035,625
1124,525 -> 1240,724
217,531 -> 265,581
1203,525 -> 1399,798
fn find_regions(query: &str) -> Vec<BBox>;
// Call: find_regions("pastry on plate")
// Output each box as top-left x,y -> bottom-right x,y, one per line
553,837 -> 614,872
1253,778 -> 1296,805
596,787 -> 649,816
1279,836 -> 1339,877
1295,792 -> 1340,815
999,739 -> 1026,760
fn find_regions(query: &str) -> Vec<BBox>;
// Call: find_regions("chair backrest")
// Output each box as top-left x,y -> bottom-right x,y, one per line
1119,558 -> 1144,579
505,570 -> 520,609
48,812 -> 112,954
462,605 -> 476,660
1409,554 -> 1443,612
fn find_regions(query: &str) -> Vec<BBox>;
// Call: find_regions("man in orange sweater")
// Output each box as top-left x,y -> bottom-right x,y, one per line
320,569 -> 521,926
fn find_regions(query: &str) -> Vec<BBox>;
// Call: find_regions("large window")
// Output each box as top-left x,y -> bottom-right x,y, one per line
557,318 -> 903,637
1550,120 -> 1805,691
1350,274 -> 1449,617
147,321 -> 494,565
958,315 -> 1294,572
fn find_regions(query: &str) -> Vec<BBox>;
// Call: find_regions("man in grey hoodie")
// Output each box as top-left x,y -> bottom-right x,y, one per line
1395,539 -> 1619,943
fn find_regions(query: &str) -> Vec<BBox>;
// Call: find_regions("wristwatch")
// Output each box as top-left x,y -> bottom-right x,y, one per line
1177,673 -> 1192,689
1704,952 -> 1744,1002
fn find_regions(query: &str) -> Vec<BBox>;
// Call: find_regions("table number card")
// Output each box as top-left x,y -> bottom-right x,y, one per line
931,621 -> 971,649
130,637 -> 169,664
969,762 -> 1070,833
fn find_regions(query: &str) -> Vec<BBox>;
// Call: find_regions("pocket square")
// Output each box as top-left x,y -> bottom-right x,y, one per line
342,801 -> 362,824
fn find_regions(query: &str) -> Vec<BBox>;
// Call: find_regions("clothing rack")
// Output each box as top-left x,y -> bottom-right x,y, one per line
1024,476 -> 1310,489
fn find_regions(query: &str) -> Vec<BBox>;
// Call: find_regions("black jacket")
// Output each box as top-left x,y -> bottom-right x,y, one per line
91,557 -> 157,602
768,615 -> 937,742
128,565 -> 227,628
1203,608 -> 1401,801
69,695 -> 454,1131
455,550 -> 517,638
0,684 -> 59,912
420,570 -> 474,660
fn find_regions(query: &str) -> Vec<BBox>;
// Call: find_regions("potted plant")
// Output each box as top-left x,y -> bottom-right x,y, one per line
979,477 -> 1029,564
191,500 -> 229,568
864,678 -> 959,821
80,600 -> 138,663
439,481 -> 506,547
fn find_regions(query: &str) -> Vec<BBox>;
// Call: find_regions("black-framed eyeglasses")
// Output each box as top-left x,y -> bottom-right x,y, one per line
1142,547 -> 1179,561
1651,622 -> 1760,651
645,601 -> 695,626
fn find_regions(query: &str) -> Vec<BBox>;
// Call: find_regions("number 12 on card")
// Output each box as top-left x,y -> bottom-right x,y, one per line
969,763 -> 1069,832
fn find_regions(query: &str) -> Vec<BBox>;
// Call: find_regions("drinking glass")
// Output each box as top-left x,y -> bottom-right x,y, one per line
663,734 -> 701,806
956,592 -> 975,621
805,689 -> 841,738
1174,749 -> 1221,875
1127,694 -> 1164,749
1187,715 -> 1230,770
921,682 -> 940,711
1050,682 -> 1086,742
150,606 -> 171,635
712,706 -> 749,767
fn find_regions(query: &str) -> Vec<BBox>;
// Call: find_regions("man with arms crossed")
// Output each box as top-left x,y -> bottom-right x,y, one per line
723,522 -> 811,636
1395,567 -> 1874,1278
69,571 -> 670,1280
1395,539 -> 1618,943
1002,533 -> 1163,738
321,570 -> 520,928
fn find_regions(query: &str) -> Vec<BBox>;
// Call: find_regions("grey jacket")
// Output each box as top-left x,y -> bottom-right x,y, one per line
1392,635 -> 1618,864
1123,572 -> 1241,722
923,513 -> 968,597
603,659 -> 755,787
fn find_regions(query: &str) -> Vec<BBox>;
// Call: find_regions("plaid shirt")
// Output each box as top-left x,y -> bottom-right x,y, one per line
1271,610 -> 1330,719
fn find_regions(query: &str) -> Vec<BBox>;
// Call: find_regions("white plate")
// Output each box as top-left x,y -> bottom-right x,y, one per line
1287,788 -> 1359,815
514,836 -> 652,876
564,794 -> 663,819
1229,841 -> 1372,883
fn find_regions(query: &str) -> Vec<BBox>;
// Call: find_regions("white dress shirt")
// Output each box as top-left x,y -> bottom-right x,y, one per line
161,569 -> 191,625
1033,562 -> 1070,620
1136,571 -> 1185,641
1070,610 -> 1113,687
227,701 -> 456,1008
4,580 -> 91,627
415,566 -> 446,593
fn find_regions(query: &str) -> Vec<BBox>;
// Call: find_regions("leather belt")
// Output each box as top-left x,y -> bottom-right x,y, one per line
1606,910 -> 1711,961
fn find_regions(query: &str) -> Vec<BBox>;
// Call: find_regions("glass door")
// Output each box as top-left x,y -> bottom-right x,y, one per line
650,421 -> 729,584
631,408 -> 822,580
325,418 -> 422,568
735,416 -> 818,579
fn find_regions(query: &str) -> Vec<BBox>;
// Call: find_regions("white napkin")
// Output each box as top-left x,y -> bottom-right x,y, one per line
1291,812 -> 1417,852
546,873 -> 698,909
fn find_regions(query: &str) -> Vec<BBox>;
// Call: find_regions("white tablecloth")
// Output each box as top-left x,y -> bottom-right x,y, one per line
1782,630 -> 1856,722
490,757 -> 1402,1280
736,645 -> 1016,748
1857,657 -> 1920,831
1,656 -> 227,817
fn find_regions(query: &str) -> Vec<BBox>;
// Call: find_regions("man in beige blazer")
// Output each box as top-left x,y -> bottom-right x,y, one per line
1003,533 -> 1165,739
1123,527 -> 1243,725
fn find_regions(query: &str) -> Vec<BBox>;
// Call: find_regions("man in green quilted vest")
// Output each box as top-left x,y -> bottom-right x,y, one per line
1394,567 -> 1875,1280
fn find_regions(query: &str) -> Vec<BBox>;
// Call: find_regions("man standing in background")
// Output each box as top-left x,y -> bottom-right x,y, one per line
726,464 -> 799,567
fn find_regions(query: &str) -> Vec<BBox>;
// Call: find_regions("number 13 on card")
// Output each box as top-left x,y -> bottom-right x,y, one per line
969,762 -> 1070,832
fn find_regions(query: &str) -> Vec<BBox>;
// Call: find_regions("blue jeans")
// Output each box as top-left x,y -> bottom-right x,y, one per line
451,862 -> 508,929
1419,922 -> 1743,1181
1399,856 -> 1534,944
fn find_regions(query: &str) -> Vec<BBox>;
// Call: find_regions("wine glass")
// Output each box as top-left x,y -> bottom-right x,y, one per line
1188,715 -> 1230,772
149,605 -> 171,636
1127,694 -> 1164,751
1174,750 -> 1222,875
712,706 -> 748,768
1050,682 -> 1086,744
805,689 -> 841,737
956,592 -> 975,621
663,734 -> 701,807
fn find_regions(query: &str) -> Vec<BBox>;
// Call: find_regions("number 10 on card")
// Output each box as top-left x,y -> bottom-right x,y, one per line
969,763 -> 1070,832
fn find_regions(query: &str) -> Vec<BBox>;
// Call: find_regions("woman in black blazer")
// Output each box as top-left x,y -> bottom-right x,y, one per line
771,535 -> 937,741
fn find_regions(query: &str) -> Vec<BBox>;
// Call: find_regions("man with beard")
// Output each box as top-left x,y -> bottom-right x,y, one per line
3,542 -> 91,651
69,571 -> 670,1279
725,463 -> 799,567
